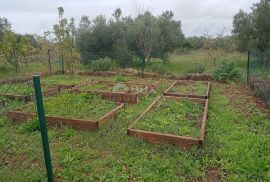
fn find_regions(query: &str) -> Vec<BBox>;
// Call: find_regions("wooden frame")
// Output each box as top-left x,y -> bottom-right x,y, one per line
7,99 -> 124,131
70,81 -> 154,104
164,80 -> 211,99
127,96 -> 209,149
0,87 -> 60,102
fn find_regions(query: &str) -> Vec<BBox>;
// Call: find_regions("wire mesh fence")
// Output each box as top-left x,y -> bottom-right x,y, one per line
247,50 -> 270,106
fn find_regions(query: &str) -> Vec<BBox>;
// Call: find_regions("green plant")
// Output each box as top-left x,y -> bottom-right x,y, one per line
134,98 -> 203,137
186,64 -> 206,74
214,61 -> 241,82
147,63 -> 169,75
170,82 -> 207,95
114,75 -> 128,82
21,93 -> 117,120
19,118 -> 40,133
91,57 -> 117,71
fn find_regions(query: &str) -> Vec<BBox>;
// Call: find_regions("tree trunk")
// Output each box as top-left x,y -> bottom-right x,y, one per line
47,48 -> 52,72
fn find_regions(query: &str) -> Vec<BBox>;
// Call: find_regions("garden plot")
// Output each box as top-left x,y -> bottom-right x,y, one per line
127,96 -> 208,149
0,82 -> 59,102
41,75 -> 93,90
71,81 -> 150,104
7,93 -> 124,131
164,80 -> 211,99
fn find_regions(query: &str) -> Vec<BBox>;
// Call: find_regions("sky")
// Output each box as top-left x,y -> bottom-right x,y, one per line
0,0 -> 259,37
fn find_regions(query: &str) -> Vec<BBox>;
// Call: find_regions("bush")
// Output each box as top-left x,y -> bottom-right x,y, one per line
214,61 -> 241,82
147,63 -> 169,75
186,64 -> 206,74
90,57 -> 117,71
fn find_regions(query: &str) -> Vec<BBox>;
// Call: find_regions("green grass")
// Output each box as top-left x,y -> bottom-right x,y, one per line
170,82 -> 208,96
80,82 -> 146,93
0,83 -> 34,95
0,62 -> 61,81
0,75 -> 269,181
41,75 -> 92,86
20,93 -> 117,120
133,98 -> 204,137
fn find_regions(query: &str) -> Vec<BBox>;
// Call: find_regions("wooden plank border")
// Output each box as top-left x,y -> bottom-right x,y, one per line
127,96 -> 209,149
163,80 -> 211,99
70,81 -> 151,104
0,87 -> 60,102
7,98 -> 124,131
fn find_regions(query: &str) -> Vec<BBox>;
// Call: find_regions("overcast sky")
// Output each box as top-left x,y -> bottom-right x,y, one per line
0,0 -> 258,37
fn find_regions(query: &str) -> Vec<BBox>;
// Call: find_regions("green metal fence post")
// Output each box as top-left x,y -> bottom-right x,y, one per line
33,75 -> 54,182
247,50 -> 250,85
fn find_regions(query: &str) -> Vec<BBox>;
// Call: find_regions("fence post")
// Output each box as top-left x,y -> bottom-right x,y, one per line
247,50 -> 250,85
33,75 -> 54,182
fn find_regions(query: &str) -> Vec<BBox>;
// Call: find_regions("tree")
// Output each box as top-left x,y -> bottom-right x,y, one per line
1,31 -> 30,72
53,7 -> 80,75
132,12 -> 161,63
112,8 -> 122,21
233,0 -> 270,51
0,17 -> 11,41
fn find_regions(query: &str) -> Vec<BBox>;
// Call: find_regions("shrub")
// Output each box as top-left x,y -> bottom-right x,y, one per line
186,64 -> 206,74
147,63 -> 169,75
90,57 -> 117,71
214,61 -> 241,82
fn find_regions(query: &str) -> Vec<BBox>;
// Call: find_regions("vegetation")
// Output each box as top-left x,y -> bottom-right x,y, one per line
170,82 -> 208,96
214,61 -> 242,83
0,79 -> 269,181
90,57 -> 117,71
0,83 -> 34,95
134,98 -> 203,137
233,0 -> 270,51
41,75 -> 91,86
20,93 -> 117,120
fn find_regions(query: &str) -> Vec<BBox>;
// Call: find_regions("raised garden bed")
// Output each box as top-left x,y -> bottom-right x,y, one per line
71,81 -> 150,104
127,96 -> 209,149
41,75 -> 93,90
164,80 -> 211,99
7,93 -> 124,131
0,82 -> 60,102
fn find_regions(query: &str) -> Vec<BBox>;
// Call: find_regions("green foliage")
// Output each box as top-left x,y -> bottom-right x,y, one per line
170,82 -> 207,96
19,118 -> 40,133
0,77 -> 269,181
233,0 -> 270,51
76,9 -> 184,64
186,64 -> 206,74
134,98 -> 203,137
114,75 -> 128,82
21,93 -> 117,120
214,61 -> 242,82
147,62 -> 169,75
90,57 -> 117,71
0,83 -> 34,95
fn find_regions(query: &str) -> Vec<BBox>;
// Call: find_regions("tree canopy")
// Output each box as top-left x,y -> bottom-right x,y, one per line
233,0 -> 270,51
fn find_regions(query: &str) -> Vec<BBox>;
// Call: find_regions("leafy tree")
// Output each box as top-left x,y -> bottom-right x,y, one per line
1,31 -> 30,72
76,9 -> 184,65
112,8 -> 122,21
53,7 -> 80,75
0,17 -> 11,41
233,0 -> 270,51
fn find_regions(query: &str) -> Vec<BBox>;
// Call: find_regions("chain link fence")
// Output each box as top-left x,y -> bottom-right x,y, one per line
247,50 -> 270,106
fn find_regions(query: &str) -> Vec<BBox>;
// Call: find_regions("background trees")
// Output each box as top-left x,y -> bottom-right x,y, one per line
233,0 -> 270,52
76,8 -> 184,66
